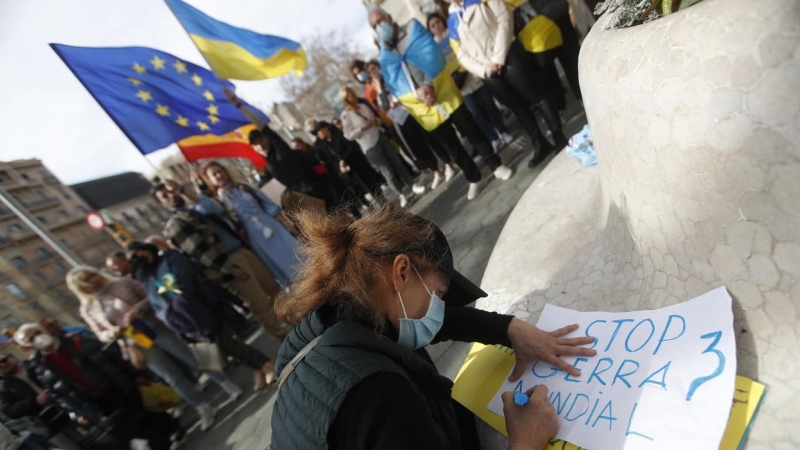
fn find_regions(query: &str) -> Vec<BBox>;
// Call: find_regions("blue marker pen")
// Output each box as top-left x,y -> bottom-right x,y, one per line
513,391 -> 529,407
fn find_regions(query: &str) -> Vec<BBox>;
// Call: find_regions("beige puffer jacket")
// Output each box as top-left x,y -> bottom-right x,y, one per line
453,0 -> 515,79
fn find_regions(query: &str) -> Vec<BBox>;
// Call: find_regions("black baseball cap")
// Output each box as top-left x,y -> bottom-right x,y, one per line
414,216 -> 487,307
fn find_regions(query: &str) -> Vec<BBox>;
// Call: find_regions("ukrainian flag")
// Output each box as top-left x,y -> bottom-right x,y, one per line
165,0 -> 307,80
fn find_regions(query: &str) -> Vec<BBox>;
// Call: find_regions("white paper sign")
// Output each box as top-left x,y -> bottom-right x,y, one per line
488,287 -> 736,450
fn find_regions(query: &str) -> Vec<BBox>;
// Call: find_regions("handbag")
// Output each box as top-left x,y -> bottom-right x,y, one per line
189,341 -> 226,373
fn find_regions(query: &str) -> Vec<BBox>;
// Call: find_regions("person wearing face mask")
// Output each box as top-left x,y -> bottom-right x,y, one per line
369,7 -> 515,202
269,202 -> 597,450
202,161 -> 301,288
0,353 -> 83,450
125,241 -> 279,390
155,179 -> 289,344
66,267 -> 243,430
13,324 -> 179,450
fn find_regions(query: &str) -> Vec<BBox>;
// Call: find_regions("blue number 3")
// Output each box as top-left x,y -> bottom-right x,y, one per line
686,331 -> 725,401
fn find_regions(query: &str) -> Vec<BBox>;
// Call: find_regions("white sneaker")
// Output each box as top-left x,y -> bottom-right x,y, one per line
500,132 -> 515,145
444,165 -> 456,182
412,184 -> 426,195
493,165 -> 514,181
170,402 -> 189,419
467,182 -> 483,201
197,403 -> 217,432
491,139 -> 502,152
431,172 -> 443,190
220,380 -> 243,401
399,194 -> 409,208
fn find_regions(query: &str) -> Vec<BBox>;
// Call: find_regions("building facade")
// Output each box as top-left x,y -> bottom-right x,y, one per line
70,172 -> 169,245
0,159 -> 121,328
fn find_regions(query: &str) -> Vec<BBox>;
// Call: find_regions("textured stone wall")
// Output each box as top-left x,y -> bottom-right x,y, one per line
476,0 -> 800,447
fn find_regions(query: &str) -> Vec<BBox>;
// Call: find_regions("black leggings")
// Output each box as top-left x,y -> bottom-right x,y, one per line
429,106 -> 501,183
398,116 -> 443,171
483,40 -> 565,147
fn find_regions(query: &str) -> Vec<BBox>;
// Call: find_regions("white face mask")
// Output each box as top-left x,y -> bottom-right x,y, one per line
396,265 -> 446,351
33,334 -> 58,354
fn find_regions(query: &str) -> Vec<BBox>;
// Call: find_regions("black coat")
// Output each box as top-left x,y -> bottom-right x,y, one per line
261,127 -> 321,194
0,375 -> 41,422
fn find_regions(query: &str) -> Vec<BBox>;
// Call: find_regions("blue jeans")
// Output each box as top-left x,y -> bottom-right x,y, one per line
463,85 -> 508,143
144,328 -> 229,407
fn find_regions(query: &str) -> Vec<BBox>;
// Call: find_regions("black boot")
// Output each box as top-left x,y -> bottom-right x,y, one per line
535,98 -> 568,150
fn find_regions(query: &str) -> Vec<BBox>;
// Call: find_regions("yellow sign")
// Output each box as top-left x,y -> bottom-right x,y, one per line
452,344 -> 766,450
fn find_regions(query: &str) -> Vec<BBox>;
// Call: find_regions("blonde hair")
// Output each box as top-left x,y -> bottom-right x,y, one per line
65,266 -> 116,306
339,86 -> 360,112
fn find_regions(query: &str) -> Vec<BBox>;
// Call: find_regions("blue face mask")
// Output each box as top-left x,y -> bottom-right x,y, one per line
396,266 -> 445,351
356,72 -> 369,83
376,21 -> 394,44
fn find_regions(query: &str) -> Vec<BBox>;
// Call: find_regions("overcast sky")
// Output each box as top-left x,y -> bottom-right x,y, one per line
0,0 -> 375,184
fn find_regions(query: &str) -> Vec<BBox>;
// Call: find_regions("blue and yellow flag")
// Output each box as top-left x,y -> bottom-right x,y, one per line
165,0 -> 307,80
50,44 -> 263,154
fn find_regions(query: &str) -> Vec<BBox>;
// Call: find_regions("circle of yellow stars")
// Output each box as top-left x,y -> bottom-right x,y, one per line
126,55 -> 221,133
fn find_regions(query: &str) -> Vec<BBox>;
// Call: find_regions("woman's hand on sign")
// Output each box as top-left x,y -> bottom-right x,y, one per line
503,385 -> 557,450
507,319 -> 596,381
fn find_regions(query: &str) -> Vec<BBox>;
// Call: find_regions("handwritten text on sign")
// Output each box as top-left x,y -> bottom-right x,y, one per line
488,287 -> 736,450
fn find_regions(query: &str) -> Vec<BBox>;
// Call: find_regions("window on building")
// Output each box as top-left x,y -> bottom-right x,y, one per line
30,271 -> 45,282
8,224 -> 22,233
53,262 -> 68,274
76,205 -> 87,214
37,216 -> 47,224
5,283 -> 27,300
11,256 -> 27,269
0,170 -> 8,183
57,210 -> 68,218
0,269 -> 5,279
21,173 -> 30,180
35,247 -> 52,259
57,186 -> 72,200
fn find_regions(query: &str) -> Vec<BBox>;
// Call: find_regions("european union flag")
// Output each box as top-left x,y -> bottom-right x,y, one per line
51,44 -> 258,154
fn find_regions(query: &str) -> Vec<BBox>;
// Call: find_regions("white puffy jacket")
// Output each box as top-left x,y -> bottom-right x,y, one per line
453,0 -> 515,78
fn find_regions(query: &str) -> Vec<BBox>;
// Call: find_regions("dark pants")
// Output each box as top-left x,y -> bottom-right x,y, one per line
463,84 -> 508,143
95,387 -> 177,450
483,41 -> 566,151
346,150 -> 385,200
553,13 -> 582,100
531,48 -> 567,111
429,106 -> 501,183
217,326 -> 269,370
364,134 -> 417,196
398,116 -> 443,172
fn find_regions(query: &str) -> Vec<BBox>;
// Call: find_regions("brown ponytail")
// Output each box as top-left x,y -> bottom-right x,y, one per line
276,202 -> 444,328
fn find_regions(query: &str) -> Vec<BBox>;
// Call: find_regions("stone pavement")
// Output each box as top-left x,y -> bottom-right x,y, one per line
178,107 -> 588,450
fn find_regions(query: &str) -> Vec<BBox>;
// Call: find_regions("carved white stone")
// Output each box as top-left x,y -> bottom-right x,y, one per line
473,0 -> 800,448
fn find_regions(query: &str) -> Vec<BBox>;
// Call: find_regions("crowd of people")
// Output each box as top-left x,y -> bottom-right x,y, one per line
1,1 -> 589,449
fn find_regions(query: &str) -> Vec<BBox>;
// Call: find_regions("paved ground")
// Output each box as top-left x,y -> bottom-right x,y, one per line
177,105 -> 588,450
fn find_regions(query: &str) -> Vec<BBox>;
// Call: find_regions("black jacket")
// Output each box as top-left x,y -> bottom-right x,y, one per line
0,376 -> 41,422
261,126 -> 321,194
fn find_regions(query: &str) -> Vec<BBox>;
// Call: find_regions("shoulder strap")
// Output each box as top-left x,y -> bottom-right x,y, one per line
277,335 -> 324,390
